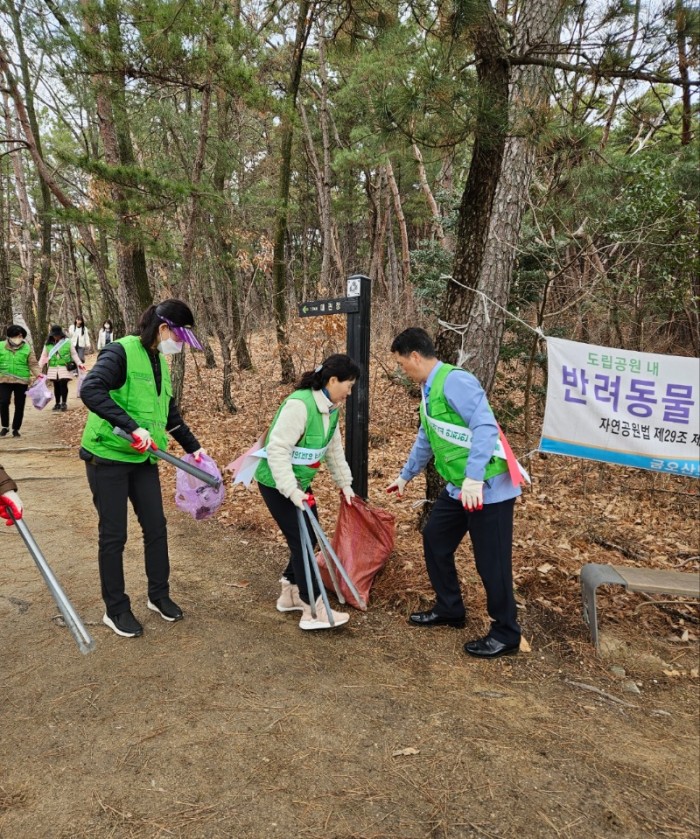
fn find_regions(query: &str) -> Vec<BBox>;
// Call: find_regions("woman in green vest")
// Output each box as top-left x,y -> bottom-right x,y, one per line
38,324 -> 84,412
0,324 -> 41,437
79,299 -> 206,639
256,354 -> 360,631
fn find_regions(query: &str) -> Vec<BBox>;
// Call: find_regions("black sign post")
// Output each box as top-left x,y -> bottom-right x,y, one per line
345,275 -> 371,499
297,274 -> 371,499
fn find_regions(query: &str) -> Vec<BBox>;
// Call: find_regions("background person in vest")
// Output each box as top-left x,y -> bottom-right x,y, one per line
256,354 -> 359,631
0,325 -> 41,438
387,327 -> 523,659
97,320 -> 114,350
38,325 -> 84,412
69,315 -> 91,362
0,463 -> 23,526
79,299 -> 205,639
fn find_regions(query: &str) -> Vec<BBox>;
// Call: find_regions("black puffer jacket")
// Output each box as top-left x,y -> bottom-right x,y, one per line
79,342 -> 200,461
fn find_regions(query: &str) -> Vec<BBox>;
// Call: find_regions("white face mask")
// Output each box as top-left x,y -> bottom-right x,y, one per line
158,337 -> 183,355
8,338 -> 23,347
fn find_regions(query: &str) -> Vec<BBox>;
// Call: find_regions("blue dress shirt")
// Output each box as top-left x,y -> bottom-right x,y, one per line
399,362 -> 520,505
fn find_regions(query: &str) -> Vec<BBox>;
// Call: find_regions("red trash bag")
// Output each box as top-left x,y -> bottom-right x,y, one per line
318,494 -> 395,610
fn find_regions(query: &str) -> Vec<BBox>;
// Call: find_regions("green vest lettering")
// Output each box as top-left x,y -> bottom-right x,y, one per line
256,390 -> 339,491
81,336 -> 171,463
420,364 -> 508,484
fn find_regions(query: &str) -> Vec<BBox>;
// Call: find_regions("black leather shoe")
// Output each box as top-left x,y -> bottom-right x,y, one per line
148,596 -> 184,622
409,609 -> 465,628
464,635 -> 519,658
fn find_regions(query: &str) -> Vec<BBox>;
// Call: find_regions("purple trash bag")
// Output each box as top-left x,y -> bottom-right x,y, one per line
27,377 -> 53,410
175,452 -> 225,520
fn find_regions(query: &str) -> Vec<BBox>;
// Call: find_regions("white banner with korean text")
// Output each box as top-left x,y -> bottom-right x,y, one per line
540,338 -> 700,479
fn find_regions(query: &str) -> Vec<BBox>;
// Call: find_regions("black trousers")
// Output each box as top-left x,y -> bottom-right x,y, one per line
258,482 -> 320,606
0,382 -> 28,431
52,379 -> 69,404
85,459 -> 170,616
422,489 -> 520,646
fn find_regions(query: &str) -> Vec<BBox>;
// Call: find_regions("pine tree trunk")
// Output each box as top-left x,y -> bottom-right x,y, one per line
272,0 -> 315,384
436,0 -> 563,394
435,2 -> 509,371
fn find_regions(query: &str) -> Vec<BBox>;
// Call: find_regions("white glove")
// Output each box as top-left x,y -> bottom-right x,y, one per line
461,477 -> 484,511
341,486 -> 355,506
386,476 -> 408,497
0,489 -> 23,525
192,447 -> 206,462
130,427 -> 153,453
289,488 -> 313,510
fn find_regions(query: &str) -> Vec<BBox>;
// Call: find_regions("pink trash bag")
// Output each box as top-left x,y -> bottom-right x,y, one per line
27,376 -> 53,410
175,452 -> 225,520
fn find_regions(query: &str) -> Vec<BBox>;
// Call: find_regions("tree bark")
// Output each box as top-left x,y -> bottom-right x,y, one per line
7,1 -> 52,342
412,141 -> 449,248
272,0 -> 315,383
385,156 -> 410,284
3,97 -> 37,341
435,1 -> 510,379
0,44 -> 123,337
436,0 -> 563,393
675,0 -> 693,146
0,163 -> 11,327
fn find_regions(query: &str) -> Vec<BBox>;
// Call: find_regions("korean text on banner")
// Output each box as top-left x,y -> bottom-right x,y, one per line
540,338 -> 699,479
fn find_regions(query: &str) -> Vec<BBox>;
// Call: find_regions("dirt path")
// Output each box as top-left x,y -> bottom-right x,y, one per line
0,386 -> 698,839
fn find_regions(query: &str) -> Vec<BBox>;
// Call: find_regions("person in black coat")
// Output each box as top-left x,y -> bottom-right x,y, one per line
80,299 -> 205,638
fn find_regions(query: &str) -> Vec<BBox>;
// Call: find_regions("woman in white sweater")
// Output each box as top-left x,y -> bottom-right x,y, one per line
255,354 -> 359,631
69,315 -> 91,362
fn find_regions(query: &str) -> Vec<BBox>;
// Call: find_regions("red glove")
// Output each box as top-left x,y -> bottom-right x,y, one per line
130,427 -> 155,453
0,490 -> 23,526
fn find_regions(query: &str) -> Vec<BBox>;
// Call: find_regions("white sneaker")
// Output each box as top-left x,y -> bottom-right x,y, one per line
299,596 -> 349,631
276,578 -> 304,613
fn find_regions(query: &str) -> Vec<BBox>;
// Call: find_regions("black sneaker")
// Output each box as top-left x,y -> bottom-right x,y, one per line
11,430 -> 20,438
60,403 -> 68,412
147,596 -> 184,622
52,404 -> 61,411
0,428 -> 8,437
103,610 -> 144,637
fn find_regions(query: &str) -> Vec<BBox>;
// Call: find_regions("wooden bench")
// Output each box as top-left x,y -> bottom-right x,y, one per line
580,563 -> 700,649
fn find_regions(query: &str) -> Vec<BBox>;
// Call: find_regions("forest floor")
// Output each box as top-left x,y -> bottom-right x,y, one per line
0,326 -> 698,839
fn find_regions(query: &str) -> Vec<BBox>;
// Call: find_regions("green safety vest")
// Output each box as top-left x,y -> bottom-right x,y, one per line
0,341 -> 31,381
81,335 -> 171,464
45,340 -> 72,368
255,389 -> 339,491
420,363 -> 508,485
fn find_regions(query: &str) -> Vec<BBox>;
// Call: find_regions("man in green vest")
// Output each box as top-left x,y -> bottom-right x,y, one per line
387,328 -> 525,658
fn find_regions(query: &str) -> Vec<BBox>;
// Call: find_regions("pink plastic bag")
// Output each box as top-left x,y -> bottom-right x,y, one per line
175,452 -> 225,520
27,377 -> 52,410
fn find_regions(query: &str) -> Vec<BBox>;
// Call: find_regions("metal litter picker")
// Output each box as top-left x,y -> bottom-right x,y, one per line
113,427 -> 222,489
4,506 -> 96,655
297,500 -> 366,624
